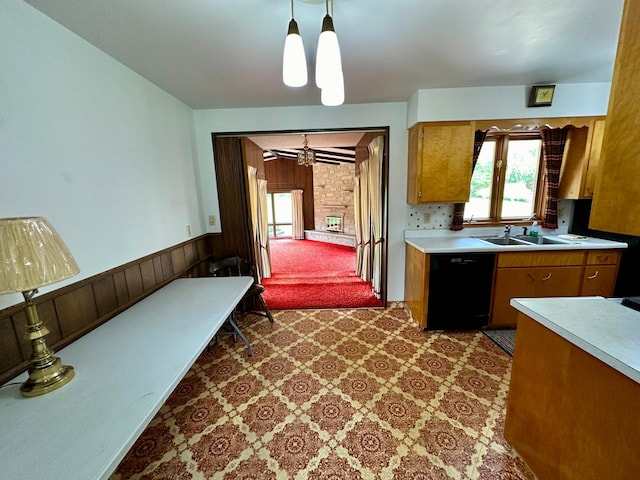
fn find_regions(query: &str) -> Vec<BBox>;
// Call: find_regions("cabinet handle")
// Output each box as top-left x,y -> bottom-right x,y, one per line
597,255 -> 608,263
542,273 -> 552,281
588,271 -> 599,280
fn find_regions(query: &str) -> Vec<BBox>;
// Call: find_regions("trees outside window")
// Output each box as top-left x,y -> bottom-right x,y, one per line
465,133 -> 543,223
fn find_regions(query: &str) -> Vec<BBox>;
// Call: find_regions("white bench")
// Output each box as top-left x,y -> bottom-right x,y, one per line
0,277 -> 252,480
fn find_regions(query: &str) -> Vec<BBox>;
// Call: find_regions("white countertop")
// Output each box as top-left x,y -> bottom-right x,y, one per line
510,297 -> 640,384
405,227 -> 627,253
0,277 -> 253,480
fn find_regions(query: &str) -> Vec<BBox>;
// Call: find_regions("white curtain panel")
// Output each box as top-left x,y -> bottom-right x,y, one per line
247,166 -> 262,281
291,189 -> 305,240
353,176 -> 363,276
359,159 -> 371,282
257,179 -> 272,279
368,136 -> 384,298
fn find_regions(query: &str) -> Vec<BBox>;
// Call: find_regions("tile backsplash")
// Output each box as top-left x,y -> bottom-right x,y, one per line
406,200 -> 573,230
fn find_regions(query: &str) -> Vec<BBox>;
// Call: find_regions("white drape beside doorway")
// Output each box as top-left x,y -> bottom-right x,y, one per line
291,189 -> 304,240
257,179 -> 271,279
353,176 -> 363,276
368,136 -> 384,298
358,159 -> 371,282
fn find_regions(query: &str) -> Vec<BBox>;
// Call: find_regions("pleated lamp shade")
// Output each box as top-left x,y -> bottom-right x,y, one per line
0,217 -> 80,294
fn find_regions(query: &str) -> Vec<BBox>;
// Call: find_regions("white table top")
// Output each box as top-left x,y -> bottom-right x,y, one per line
510,297 -> 640,383
0,277 -> 252,480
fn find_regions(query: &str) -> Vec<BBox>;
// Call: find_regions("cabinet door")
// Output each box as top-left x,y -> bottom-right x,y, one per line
491,266 -> 582,328
589,0 -> 640,235
491,268 -> 538,328
408,122 -> 475,203
581,265 -> 618,297
583,119 -> 606,198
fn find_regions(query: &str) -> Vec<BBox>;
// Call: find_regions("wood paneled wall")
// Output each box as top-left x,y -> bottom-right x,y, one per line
0,236 -> 211,385
264,158 -> 315,231
243,138 -> 266,180
211,136 -> 254,261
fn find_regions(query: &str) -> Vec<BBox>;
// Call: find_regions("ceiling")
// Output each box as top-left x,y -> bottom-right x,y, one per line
23,0 -> 624,154
25,0 -> 624,110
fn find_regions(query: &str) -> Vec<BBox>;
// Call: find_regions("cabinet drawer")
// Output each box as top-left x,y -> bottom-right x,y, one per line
581,265 -> 618,297
586,250 -> 621,265
497,251 -> 585,268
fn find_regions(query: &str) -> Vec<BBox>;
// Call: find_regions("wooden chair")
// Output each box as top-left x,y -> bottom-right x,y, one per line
209,256 -> 274,356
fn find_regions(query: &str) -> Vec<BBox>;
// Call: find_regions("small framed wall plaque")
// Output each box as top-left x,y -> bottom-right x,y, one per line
528,85 -> 555,107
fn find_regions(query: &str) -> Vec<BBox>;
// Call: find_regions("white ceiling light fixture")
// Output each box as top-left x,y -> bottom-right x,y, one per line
321,68 -> 344,106
282,0 -> 308,87
316,0 -> 344,106
297,134 -> 316,167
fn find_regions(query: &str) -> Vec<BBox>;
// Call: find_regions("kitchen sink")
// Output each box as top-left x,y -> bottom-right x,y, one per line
512,235 -> 568,245
477,236 -> 530,246
478,235 -> 571,246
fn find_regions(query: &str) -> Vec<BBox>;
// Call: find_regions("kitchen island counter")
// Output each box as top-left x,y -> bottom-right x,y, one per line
505,296 -> 640,480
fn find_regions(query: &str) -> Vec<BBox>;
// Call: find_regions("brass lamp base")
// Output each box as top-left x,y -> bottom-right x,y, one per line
20,359 -> 75,398
20,290 -> 75,398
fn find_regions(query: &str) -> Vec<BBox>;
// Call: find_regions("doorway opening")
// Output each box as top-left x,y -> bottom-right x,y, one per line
267,192 -> 293,238
211,127 -> 389,310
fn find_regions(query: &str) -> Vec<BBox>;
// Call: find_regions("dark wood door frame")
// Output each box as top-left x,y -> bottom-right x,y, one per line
210,127 -> 390,306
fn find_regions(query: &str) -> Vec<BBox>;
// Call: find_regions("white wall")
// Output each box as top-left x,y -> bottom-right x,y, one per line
0,1 -> 201,309
193,103 -> 409,301
407,84 -> 611,125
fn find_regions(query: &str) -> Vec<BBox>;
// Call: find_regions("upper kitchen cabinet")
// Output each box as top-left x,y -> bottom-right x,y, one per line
590,0 -> 640,235
558,117 -> 606,199
407,121 -> 475,204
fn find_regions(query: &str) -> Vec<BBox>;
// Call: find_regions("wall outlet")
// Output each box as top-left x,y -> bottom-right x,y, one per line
423,212 -> 431,223
186,225 -> 191,237
208,215 -> 216,226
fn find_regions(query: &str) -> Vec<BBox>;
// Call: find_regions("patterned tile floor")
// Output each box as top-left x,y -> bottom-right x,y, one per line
112,304 -> 535,479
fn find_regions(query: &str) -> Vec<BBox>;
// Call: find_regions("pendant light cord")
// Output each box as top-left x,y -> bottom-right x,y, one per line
291,0 -> 295,18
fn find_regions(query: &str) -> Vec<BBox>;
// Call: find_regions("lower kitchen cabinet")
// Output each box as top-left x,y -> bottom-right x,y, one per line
491,266 -> 583,327
405,244 -> 623,330
490,250 -> 588,328
581,265 -> 618,296
580,249 -> 621,297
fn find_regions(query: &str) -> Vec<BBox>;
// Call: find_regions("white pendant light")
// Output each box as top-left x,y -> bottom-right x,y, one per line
283,0 -> 308,87
321,68 -> 344,106
315,0 -> 342,89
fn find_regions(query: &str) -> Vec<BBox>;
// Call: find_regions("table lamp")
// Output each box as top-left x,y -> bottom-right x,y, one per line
0,217 -> 80,397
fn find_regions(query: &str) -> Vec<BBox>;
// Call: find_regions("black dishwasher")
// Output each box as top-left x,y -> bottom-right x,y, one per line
427,253 -> 495,330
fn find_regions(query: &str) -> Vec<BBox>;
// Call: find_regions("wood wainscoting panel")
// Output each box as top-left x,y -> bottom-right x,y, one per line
171,247 -> 186,274
55,284 -> 99,338
0,235 -> 213,385
93,276 -> 119,318
160,252 -> 174,280
140,259 -> 157,292
113,270 -> 130,305
0,317 -> 22,367
125,265 -> 144,299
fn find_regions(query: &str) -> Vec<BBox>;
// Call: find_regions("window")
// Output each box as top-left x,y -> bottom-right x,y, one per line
267,192 -> 292,238
465,133 -> 544,223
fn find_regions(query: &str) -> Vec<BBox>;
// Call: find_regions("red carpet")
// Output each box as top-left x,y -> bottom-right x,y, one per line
261,239 -> 384,310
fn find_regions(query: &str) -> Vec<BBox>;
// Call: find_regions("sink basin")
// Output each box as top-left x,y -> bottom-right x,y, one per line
512,235 -> 568,245
478,236 -> 529,246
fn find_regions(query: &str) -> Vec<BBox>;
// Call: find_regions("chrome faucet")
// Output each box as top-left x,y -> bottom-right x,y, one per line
504,225 -> 512,238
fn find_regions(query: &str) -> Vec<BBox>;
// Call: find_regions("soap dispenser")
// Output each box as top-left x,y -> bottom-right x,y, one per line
530,221 -> 539,238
